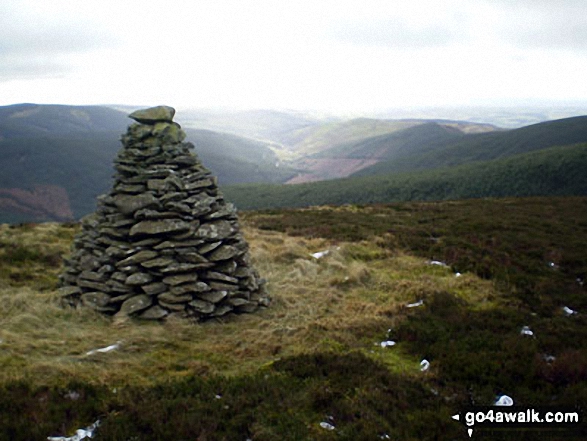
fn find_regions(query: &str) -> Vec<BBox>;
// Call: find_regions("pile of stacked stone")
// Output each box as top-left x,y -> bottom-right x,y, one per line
59,106 -> 269,321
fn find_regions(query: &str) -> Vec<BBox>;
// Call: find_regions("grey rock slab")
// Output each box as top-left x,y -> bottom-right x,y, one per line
77,279 -> 110,291
130,219 -> 192,236
147,179 -> 169,191
107,278 -> 133,290
134,209 -> 179,220
79,270 -> 108,282
132,238 -> 162,247
165,202 -> 192,213
169,228 -> 198,240
154,239 -> 204,249
197,290 -> 228,304
210,304 -> 233,317
116,250 -> 159,267
177,252 -> 208,264
205,271 -> 238,284
185,178 -> 213,191
171,282 -> 210,295
158,291 -> 192,304
215,261 -> 237,274
208,245 -> 240,262
125,273 -> 153,285
138,305 -> 169,320
114,193 -> 160,215
81,292 -> 111,309
159,191 -> 187,203
197,241 -> 222,254
129,146 -> 161,157
188,299 -> 215,314
129,105 -> 175,124
162,273 -> 199,285
234,302 -> 259,313
195,221 -> 235,240
142,282 -> 168,295
113,184 -> 146,194
118,294 -> 152,316
170,155 -> 197,167
99,227 -> 129,239
160,263 -> 200,274
209,281 -> 239,292
78,255 -> 101,271
60,273 -> 78,284
109,293 -> 135,303
152,122 -> 186,143
59,286 -> 82,297
127,123 -> 153,140
140,256 -> 176,269
158,300 -> 186,312
111,271 -> 128,282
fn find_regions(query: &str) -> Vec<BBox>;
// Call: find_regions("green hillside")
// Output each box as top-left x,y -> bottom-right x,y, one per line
310,122 -> 464,160
283,118 -> 424,156
223,143 -> 587,210
354,115 -> 587,177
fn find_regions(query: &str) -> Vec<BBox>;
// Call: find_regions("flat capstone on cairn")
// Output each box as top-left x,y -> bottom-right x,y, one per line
59,105 -> 269,321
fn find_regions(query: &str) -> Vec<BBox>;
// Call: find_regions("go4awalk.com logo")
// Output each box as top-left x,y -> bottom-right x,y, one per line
451,406 -> 584,438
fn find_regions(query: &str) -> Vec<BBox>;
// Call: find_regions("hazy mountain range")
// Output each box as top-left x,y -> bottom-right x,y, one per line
0,103 -> 586,223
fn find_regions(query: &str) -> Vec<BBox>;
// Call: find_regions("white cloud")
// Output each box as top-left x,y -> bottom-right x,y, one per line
0,0 -> 587,111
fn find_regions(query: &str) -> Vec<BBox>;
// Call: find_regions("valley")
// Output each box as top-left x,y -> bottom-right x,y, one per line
1,103 -> 587,223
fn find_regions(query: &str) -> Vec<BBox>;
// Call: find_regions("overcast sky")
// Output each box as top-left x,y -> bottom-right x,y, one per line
1,0 -> 587,113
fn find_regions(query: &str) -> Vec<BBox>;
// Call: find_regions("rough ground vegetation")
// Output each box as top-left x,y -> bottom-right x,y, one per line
0,197 -> 586,440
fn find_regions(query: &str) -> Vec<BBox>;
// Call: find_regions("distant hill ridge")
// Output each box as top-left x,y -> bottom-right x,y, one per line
352,114 -> 587,178
0,103 -> 586,223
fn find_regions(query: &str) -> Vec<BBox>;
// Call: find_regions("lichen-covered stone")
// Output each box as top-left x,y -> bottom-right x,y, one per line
162,273 -> 199,285
139,305 -> 169,320
125,272 -> 153,286
129,219 -> 191,236
118,294 -> 152,316
113,193 -> 160,215
81,292 -> 111,309
129,105 -> 175,124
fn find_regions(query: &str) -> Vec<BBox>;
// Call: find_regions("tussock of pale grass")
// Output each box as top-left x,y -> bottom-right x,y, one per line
0,223 -> 507,388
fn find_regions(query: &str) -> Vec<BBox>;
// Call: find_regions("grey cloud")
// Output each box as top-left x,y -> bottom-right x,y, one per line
331,19 -> 459,49
0,55 -> 70,80
0,12 -> 119,58
0,1 -> 119,80
485,0 -> 587,51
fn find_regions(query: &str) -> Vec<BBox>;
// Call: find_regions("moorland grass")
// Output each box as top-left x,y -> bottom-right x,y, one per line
0,197 -> 586,439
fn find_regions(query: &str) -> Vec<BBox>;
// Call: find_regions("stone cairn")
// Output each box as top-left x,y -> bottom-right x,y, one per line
59,106 -> 269,321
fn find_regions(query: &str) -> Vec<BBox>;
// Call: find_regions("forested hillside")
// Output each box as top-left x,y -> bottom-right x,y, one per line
224,143 -> 587,210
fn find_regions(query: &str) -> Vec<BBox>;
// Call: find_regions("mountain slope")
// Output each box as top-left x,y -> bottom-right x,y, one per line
180,108 -> 323,145
286,123 -> 467,183
354,115 -> 587,177
0,104 -> 296,223
0,103 -> 129,138
224,143 -> 587,210
185,129 -> 296,185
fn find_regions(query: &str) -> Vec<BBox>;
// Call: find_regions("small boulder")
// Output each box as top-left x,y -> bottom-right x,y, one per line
129,106 -> 175,124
